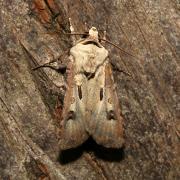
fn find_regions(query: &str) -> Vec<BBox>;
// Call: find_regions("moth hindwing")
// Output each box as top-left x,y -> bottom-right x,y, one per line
60,27 -> 124,149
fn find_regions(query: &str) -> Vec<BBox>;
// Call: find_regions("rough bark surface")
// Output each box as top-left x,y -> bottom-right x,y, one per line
0,0 -> 179,179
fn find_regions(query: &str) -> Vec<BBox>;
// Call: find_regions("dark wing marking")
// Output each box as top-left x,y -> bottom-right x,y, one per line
60,60 -> 89,150
87,62 -> 124,148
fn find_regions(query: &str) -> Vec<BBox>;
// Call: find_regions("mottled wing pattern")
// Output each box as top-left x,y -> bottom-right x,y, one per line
88,62 -> 124,148
60,59 -> 89,150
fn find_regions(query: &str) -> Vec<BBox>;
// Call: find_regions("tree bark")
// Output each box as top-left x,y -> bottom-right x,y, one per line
0,0 -> 179,179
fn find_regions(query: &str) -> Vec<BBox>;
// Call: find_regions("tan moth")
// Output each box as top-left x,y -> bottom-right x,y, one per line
59,24 -> 124,150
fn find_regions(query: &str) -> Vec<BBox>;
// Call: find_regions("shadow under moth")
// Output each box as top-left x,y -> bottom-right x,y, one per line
59,25 -> 124,150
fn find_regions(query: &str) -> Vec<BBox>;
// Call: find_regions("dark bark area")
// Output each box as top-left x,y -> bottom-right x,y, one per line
0,0 -> 179,179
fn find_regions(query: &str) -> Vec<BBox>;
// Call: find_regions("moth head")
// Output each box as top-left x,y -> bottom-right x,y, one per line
89,27 -> 98,40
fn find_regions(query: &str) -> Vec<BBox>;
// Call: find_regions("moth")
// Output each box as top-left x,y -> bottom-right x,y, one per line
59,25 -> 124,150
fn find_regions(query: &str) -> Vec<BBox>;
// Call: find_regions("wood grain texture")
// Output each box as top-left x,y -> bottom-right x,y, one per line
0,0 -> 179,179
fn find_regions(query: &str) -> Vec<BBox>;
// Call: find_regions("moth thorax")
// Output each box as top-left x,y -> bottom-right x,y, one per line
89,27 -> 98,39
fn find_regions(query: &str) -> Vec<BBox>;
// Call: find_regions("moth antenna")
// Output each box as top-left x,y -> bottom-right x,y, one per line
99,38 -> 137,79
99,38 -> 137,59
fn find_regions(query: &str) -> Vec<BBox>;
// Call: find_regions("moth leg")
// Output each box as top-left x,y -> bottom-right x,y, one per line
32,61 -> 67,74
32,49 -> 69,74
110,61 -> 133,78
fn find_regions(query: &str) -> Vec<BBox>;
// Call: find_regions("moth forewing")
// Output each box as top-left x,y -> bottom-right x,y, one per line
87,62 -> 124,148
59,60 -> 88,150
60,27 -> 124,150
104,63 -> 124,147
